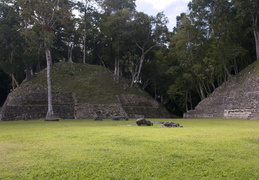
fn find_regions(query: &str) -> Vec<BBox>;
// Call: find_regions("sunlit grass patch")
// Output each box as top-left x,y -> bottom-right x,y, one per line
0,118 -> 259,179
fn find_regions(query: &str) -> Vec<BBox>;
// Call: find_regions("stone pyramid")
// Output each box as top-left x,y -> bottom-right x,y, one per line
0,63 -> 171,121
184,61 -> 259,120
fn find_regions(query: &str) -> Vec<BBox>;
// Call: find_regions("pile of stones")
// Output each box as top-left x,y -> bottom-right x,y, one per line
161,121 -> 183,128
136,118 -> 183,128
136,118 -> 153,126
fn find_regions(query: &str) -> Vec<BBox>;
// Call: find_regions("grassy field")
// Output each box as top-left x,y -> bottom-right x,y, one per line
0,118 -> 259,179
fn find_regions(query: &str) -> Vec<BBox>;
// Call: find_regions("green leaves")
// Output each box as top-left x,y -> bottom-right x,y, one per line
166,0 -> 256,112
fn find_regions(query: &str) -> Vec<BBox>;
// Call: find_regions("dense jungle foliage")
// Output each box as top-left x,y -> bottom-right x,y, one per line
0,0 -> 258,116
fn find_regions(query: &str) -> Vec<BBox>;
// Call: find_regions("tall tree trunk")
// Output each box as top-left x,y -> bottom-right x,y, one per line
233,58 -> 239,75
8,73 -> 19,90
189,92 -> 193,110
210,82 -> 216,91
45,47 -> 54,117
8,51 -> 19,90
252,14 -> 259,60
136,53 -> 144,82
83,8 -> 87,64
25,67 -> 33,81
185,91 -> 188,112
224,66 -> 231,82
135,43 -> 156,82
24,18 -> 34,81
199,83 -> 205,100
68,43 -> 73,62
254,30 -> 259,60
142,78 -> 150,90
130,72 -> 137,88
83,32 -> 86,63
114,58 -> 120,83
36,62 -> 41,73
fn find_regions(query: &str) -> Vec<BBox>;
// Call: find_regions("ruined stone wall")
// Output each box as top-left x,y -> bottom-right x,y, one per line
74,94 -> 171,119
75,103 -> 128,119
224,109 -> 253,119
0,92 -> 75,121
0,92 -> 171,121
117,94 -> 171,118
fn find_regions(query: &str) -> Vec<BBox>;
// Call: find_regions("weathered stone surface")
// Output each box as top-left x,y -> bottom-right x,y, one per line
184,69 -> 259,120
44,116 -> 60,121
1,92 -> 74,121
1,92 -> 171,121
70,94 -> 171,119
118,94 -> 171,118
136,118 -> 153,126
161,122 -> 182,128
75,103 -> 128,119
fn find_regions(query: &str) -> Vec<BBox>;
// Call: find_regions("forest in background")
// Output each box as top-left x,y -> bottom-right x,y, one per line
0,0 -> 258,116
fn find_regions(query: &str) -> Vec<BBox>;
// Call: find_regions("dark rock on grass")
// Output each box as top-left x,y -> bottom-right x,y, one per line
94,117 -> 103,121
44,116 -> 60,121
111,116 -> 129,121
136,118 -> 153,126
111,116 -> 120,121
161,122 -> 183,128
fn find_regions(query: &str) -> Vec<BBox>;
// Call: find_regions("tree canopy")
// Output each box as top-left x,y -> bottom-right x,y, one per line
0,0 -> 258,116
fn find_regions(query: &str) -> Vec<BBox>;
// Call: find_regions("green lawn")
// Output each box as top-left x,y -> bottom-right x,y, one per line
0,118 -> 259,179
